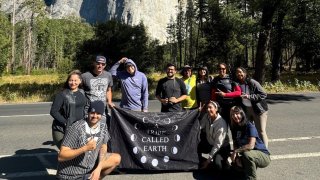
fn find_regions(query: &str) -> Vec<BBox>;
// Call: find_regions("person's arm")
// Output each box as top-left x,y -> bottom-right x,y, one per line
195,81 -> 201,108
156,95 -> 168,104
141,75 -> 149,112
109,57 -> 127,77
155,79 -> 168,104
50,92 -> 67,125
58,138 -> 96,162
170,78 -> 188,103
220,85 -> 241,98
235,122 -> 260,153
208,127 -> 227,160
89,144 -> 108,180
175,95 -> 187,103
234,137 -> 255,153
248,79 -> 267,102
106,87 -> 115,108
210,88 -> 218,101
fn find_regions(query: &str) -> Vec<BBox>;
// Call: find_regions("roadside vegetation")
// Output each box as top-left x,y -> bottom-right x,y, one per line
0,72 -> 319,103
1,1 -> 320,103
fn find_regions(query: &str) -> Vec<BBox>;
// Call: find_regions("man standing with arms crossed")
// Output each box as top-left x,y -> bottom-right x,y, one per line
156,63 -> 188,112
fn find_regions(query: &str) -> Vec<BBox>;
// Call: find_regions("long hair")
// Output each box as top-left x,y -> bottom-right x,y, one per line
230,106 -> 248,129
196,66 -> 209,82
63,70 -> 83,90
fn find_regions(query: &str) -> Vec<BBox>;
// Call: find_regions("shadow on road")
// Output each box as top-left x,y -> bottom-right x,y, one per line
110,168 -> 245,180
267,93 -> 316,104
0,147 -> 57,180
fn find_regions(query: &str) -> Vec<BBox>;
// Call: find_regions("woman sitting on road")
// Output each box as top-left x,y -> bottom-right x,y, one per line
198,101 -> 231,171
230,106 -> 270,180
50,70 -> 87,148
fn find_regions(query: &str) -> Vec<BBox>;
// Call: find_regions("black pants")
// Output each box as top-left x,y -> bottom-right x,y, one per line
198,131 -> 231,170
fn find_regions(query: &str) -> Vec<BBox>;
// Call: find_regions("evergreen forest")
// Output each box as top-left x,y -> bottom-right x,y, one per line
1,0 -> 320,84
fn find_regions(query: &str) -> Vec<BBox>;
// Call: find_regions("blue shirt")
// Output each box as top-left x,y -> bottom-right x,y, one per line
233,121 -> 270,155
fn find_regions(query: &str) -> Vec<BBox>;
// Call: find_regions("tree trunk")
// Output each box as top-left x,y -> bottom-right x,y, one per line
254,1 -> 279,83
10,0 -> 16,74
271,8 -> 286,82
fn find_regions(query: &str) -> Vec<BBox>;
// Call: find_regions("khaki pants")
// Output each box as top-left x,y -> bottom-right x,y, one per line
245,107 -> 269,147
241,150 -> 271,180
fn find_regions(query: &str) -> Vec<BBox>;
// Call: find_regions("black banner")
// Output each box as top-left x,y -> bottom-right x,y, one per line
110,107 -> 200,170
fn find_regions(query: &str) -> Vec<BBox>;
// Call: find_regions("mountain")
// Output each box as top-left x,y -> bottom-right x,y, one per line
0,0 -> 186,43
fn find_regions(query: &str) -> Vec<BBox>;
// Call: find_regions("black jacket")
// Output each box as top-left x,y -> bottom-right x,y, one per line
50,89 -> 87,133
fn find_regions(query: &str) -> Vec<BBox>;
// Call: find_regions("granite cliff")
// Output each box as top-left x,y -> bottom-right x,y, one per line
0,0 -> 186,43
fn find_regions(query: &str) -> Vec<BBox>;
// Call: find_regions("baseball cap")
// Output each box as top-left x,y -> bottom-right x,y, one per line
96,56 -> 106,64
88,101 -> 105,115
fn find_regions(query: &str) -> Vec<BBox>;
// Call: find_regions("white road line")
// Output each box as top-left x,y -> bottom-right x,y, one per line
1,171 -> 49,178
269,136 -> 320,142
271,152 -> 320,160
0,114 -> 50,118
0,152 -> 57,158
1,136 -> 320,178
37,155 -> 57,175
47,169 -> 57,175
1,151 -> 320,178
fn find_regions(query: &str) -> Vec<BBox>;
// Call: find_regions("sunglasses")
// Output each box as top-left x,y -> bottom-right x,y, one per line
218,68 -> 226,70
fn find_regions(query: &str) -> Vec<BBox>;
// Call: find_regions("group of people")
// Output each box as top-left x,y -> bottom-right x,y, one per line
51,56 -> 152,179
155,62 -> 270,179
50,55 -> 270,179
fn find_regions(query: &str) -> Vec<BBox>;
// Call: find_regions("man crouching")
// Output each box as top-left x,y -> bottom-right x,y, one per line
57,100 -> 121,180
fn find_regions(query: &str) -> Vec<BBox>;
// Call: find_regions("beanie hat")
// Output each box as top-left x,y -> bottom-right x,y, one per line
88,101 -> 105,115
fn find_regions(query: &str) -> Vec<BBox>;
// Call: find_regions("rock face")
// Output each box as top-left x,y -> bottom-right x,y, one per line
1,0 -> 186,43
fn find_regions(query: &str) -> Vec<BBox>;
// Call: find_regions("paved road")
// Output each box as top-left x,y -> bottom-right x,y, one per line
0,93 -> 320,179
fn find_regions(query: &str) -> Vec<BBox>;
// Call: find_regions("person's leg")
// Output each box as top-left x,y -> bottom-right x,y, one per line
241,151 -> 257,180
241,150 -> 271,180
245,107 -> 255,123
251,150 -> 271,168
197,132 -> 212,166
100,153 -> 121,178
213,153 -> 224,171
213,145 -> 231,171
254,111 -> 269,148
52,130 -> 64,149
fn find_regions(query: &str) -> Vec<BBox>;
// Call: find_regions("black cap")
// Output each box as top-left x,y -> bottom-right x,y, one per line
88,101 -> 105,115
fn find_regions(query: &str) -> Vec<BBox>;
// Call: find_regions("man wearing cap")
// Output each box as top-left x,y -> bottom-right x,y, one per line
180,65 -> 198,109
156,63 -> 187,112
57,100 -> 121,180
110,57 -> 149,112
82,55 -> 115,118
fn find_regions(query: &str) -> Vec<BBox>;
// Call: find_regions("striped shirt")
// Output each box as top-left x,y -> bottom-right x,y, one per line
57,119 -> 110,179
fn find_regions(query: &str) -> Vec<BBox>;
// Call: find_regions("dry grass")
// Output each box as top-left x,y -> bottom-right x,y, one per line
0,72 -> 319,104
